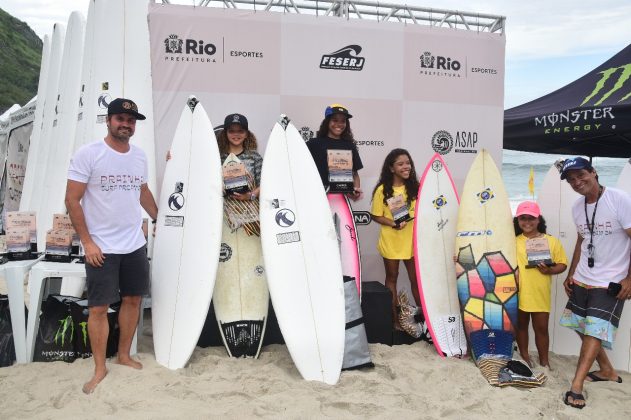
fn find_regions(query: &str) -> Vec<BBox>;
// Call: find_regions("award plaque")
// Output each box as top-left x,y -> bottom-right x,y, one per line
222,153 -> 250,195
525,237 -> 554,268
386,194 -> 411,226
327,149 -> 354,193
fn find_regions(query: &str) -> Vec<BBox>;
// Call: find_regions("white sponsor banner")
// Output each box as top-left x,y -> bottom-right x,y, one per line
148,5 -> 505,287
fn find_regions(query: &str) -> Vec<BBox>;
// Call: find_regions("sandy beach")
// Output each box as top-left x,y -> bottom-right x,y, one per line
1,313 -> 630,419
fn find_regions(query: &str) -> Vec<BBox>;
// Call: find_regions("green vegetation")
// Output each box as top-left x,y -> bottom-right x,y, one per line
0,8 -> 42,114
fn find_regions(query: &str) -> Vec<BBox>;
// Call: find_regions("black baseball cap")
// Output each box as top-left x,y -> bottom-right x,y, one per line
324,104 -> 353,119
560,157 -> 593,180
107,98 -> 146,120
224,113 -> 248,131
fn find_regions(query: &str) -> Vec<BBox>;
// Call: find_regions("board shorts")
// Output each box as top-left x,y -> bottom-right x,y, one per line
86,246 -> 150,307
559,281 -> 625,349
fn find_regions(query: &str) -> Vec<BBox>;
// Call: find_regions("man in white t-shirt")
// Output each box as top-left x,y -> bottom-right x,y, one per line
558,157 -> 631,409
65,98 -> 158,394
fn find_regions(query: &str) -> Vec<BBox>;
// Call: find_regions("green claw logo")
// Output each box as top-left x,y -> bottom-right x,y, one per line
581,63 -> 631,106
54,316 -> 74,346
80,321 -> 88,346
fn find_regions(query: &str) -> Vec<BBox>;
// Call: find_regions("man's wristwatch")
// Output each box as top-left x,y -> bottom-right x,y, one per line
250,192 -> 257,201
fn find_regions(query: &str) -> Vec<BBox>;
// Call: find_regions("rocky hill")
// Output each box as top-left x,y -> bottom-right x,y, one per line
0,8 -> 42,114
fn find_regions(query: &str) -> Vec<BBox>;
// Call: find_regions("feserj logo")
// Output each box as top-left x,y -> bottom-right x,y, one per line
320,45 -> 365,71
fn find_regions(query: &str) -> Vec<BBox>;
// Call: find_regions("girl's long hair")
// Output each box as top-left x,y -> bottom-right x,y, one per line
513,215 -> 548,235
372,148 -> 419,207
217,126 -> 258,155
315,116 -> 355,142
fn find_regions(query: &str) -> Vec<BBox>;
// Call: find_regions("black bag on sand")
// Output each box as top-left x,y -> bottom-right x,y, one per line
1,294 -> 18,367
69,299 -> 119,359
33,295 -> 82,363
342,276 -> 374,370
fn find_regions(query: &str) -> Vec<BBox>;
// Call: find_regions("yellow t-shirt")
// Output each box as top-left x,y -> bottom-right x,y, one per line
516,233 -> 568,312
370,184 -> 416,260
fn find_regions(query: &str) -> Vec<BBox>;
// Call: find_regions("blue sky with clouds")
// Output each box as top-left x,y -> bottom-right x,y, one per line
2,0 -> 631,108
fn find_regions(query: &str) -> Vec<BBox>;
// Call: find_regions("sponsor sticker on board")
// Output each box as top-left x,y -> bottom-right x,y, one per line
165,215 -> 184,227
276,231 -> 300,245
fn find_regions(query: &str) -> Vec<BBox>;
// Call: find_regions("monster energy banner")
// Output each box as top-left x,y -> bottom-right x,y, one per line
504,44 -> 631,157
148,4 -> 505,287
33,295 -> 119,363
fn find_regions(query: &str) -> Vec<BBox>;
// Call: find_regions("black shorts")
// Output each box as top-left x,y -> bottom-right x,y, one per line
86,246 -> 150,307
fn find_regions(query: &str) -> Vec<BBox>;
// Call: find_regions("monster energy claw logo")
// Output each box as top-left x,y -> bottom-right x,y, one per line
55,315 -> 74,347
581,63 -> 631,106
80,321 -> 88,346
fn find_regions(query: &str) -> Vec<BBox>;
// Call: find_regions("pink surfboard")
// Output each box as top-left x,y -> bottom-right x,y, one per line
328,194 -> 361,295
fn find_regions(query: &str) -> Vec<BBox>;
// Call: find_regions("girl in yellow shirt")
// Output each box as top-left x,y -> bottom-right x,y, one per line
514,201 -> 567,368
370,149 -> 419,330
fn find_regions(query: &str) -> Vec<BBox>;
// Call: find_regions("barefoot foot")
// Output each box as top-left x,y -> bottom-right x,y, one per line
82,369 -> 108,394
117,356 -> 143,370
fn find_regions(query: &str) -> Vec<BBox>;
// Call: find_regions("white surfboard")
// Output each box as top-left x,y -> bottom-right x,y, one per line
16,34 -> 49,204
20,23 -> 65,215
613,160 -> 631,373
214,217 -> 269,358
36,11 -> 85,248
617,160 -> 631,195
151,97 -> 223,370
414,153 -> 466,358
259,116 -> 345,385
537,164 -> 581,357
73,0 -> 96,152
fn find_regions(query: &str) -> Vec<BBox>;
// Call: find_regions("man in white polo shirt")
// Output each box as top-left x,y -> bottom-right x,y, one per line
65,98 -> 158,394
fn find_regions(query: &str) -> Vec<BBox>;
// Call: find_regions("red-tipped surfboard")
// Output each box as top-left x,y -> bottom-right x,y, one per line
329,194 -> 361,295
414,153 -> 466,357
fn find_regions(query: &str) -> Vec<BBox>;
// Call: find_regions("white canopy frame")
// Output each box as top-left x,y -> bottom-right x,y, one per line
157,0 -> 505,34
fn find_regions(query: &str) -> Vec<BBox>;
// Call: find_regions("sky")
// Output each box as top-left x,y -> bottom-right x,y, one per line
1,0 -> 631,108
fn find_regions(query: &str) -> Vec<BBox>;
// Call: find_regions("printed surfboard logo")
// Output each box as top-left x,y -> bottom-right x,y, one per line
345,224 -> 357,241
97,93 -> 111,109
168,182 -> 185,211
254,265 -> 264,276
275,209 -> 295,227
476,187 -> 494,204
433,194 -> 447,209
456,230 -> 493,237
219,243 -> 232,262
431,159 -> 443,172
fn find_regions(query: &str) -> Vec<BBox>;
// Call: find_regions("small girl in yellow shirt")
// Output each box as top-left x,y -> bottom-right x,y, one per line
370,149 -> 420,331
514,201 -> 567,368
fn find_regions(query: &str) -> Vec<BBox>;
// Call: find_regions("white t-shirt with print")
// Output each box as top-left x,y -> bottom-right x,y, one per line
67,140 -> 148,254
571,187 -> 631,286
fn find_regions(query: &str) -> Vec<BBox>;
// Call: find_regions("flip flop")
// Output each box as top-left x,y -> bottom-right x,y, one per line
587,371 -> 623,383
563,390 -> 586,409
